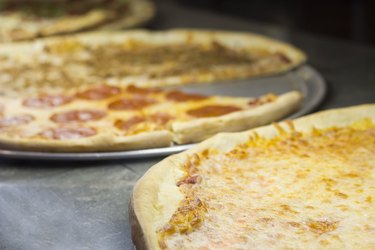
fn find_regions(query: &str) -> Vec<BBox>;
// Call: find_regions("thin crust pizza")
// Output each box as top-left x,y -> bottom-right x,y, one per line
0,0 -> 155,42
130,104 -> 375,250
0,29 -> 305,95
0,84 -> 301,152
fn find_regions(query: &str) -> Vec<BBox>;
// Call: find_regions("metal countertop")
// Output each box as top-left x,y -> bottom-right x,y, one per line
1,1 -> 374,249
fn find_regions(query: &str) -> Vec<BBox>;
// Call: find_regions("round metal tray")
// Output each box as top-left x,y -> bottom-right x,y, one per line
0,65 -> 326,161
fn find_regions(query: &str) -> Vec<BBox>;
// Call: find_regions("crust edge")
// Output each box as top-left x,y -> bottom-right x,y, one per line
0,130 -> 172,152
172,91 -> 303,144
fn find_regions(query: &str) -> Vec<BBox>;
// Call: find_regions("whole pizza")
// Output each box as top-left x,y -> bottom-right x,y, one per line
130,104 -> 375,249
0,29 -> 306,95
0,0 -> 155,42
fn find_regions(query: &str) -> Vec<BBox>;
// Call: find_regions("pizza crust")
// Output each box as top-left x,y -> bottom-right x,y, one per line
130,104 -> 375,250
0,130 -> 172,152
172,91 -> 302,144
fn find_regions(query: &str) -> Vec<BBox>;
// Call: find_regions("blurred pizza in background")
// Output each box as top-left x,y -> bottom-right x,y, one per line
0,0 -> 155,42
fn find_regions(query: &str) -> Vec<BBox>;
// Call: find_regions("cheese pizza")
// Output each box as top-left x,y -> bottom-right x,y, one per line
130,104 -> 375,250
0,29 -> 305,95
0,0 -> 155,42
0,84 -> 301,152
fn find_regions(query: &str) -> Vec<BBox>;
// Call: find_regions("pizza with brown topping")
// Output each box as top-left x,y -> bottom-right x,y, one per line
0,29 -> 305,95
130,104 -> 375,250
0,84 -> 301,152
0,0 -> 155,42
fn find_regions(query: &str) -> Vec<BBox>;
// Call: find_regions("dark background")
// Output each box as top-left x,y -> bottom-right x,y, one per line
177,0 -> 375,47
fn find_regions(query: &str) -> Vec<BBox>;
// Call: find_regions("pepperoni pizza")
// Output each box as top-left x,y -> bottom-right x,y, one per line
0,85 -> 301,152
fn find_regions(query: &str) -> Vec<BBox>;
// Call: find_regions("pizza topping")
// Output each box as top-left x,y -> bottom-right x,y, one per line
176,175 -> 201,187
0,37 -> 301,93
90,43 -> 255,79
23,94 -> 73,108
158,195 -> 207,248
248,93 -> 277,106
158,119 -> 375,249
126,85 -> 162,95
166,90 -> 208,102
0,114 -> 34,128
308,219 -> 339,234
115,113 -> 172,133
108,97 -> 156,110
76,85 -> 121,100
115,116 -> 146,131
40,127 -> 97,140
149,113 -> 173,125
187,105 -> 242,118
51,109 -> 106,123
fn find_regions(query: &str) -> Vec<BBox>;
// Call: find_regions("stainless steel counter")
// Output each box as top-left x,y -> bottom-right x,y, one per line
1,1 -> 374,249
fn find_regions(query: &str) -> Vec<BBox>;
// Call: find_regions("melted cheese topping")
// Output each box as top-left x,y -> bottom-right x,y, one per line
160,119 -> 375,249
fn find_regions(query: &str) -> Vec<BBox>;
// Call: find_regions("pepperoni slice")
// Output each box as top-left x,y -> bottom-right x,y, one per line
149,113 -> 173,125
0,114 -> 34,128
51,109 -> 106,123
187,105 -> 242,118
115,116 -> 145,131
126,85 -> 162,95
76,85 -> 121,100
166,90 -> 208,102
115,113 -> 172,131
40,127 -> 97,140
23,95 -> 73,108
108,97 -> 156,110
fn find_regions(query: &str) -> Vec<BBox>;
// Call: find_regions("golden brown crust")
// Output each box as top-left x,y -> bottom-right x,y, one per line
129,197 -> 148,250
132,155 -> 187,250
172,91 -> 302,144
0,130 -> 173,152
131,104 -> 375,250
